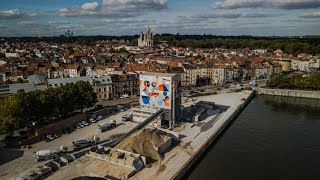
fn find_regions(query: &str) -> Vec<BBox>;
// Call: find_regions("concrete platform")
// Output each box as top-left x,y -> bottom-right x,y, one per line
132,91 -> 253,180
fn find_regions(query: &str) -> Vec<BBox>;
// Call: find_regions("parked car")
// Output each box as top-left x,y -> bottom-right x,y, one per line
76,123 -> 83,129
96,116 -> 103,121
44,135 -> 55,142
120,94 -> 129,99
80,121 -> 89,126
89,118 -> 96,123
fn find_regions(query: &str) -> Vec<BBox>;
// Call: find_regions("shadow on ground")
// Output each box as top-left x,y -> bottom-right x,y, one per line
0,148 -> 24,166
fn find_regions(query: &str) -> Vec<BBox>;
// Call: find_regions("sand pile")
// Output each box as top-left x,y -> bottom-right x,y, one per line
116,129 -> 166,162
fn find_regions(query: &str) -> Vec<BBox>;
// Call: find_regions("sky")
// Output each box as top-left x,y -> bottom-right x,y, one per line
0,0 -> 320,37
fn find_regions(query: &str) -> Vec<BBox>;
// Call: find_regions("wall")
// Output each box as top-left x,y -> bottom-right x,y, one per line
139,74 -> 173,109
19,113 -> 87,145
255,88 -> 320,99
172,91 -> 255,180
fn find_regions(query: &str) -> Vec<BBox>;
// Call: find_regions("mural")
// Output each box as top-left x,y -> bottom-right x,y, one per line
139,75 -> 172,109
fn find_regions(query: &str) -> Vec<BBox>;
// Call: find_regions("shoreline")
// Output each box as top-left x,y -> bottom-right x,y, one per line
132,91 -> 255,180
254,87 -> 320,99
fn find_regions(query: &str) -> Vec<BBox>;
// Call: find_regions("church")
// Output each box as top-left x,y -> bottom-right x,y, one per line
138,26 -> 153,47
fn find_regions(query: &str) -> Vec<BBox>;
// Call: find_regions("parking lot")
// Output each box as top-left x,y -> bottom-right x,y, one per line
0,109 -> 137,179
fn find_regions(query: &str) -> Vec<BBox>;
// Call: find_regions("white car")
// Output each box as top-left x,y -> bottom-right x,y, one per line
77,123 -> 84,128
96,116 -> 103,121
81,121 -> 89,126
89,118 -> 96,123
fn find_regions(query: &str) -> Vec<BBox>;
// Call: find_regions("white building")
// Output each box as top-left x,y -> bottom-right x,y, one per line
138,26 -> 153,47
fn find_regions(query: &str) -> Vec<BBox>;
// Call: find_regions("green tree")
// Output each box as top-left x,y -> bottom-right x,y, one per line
5,79 -> 13,84
74,81 -> 97,113
0,99 -> 16,135
17,78 -> 24,83
118,47 -> 128,53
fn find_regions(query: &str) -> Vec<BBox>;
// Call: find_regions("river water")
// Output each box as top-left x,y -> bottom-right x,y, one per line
187,95 -> 320,180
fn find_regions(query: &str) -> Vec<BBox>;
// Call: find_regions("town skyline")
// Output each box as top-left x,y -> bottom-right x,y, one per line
1,0 -> 320,37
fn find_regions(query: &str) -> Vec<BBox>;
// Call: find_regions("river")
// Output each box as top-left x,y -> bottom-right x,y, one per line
187,95 -> 320,180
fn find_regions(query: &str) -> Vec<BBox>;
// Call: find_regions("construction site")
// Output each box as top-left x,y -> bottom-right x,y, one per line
43,73 -> 254,180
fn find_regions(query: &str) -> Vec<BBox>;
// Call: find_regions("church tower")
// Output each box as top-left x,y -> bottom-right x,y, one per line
138,26 -> 153,47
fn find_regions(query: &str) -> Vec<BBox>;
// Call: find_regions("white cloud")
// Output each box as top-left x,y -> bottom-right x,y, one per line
0,9 -> 23,19
59,8 -> 99,17
60,0 -> 167,18
81,2 -> 99,11
27,12 -> 38,17
0,9 -> 39,19
212,0 -> 320,9
102,0 -> 167,11
300,11 -> 320,18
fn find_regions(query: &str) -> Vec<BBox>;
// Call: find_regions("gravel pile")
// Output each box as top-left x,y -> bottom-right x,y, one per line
116,129 -> 166,162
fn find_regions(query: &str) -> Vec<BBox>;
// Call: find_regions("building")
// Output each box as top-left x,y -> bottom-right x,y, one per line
110,74 -> 139,99
275,60 -> 291,72
47,76 -> 113,101
138,26 -> 153,47
133,73 -> 181,129
92,77 -> 113,101
212,65 -> 229,84
0,83 -> 46,100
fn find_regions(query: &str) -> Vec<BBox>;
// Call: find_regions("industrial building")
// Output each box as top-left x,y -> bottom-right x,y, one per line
132,72 -> 182,129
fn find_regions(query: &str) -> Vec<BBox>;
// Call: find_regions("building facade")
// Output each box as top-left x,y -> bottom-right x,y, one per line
138,26 -> 153,47
134,73 -> 182,129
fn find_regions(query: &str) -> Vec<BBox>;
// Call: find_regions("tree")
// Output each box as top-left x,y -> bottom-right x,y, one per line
5,79 -> 13,84
110,47 -> 116,53
74,81 -> 97,113
118,47 -> 128,53
0,99 -> 17,135
17,78 -> 24,83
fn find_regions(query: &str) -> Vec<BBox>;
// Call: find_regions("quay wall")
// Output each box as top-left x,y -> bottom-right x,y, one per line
172,91 -> 255,180
254,88 -> 320,99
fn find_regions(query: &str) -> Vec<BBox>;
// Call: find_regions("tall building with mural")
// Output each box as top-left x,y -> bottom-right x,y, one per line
138,26 -> 153,47
133,72 -> 181,129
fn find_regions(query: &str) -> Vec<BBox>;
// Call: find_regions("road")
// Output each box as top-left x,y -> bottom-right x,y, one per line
0,109 -> 138,179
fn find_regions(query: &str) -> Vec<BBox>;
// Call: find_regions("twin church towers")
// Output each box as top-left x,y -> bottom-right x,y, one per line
138,26 -> 154,47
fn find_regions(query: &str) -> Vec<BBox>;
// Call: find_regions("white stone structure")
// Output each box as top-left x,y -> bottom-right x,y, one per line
138,26 -> 153,47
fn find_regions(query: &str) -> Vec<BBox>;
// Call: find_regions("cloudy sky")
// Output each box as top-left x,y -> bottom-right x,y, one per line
0,0 -> 320,37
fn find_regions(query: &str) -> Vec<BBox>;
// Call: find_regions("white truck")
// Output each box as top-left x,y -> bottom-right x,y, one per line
34,146 -> 67,162
98,120 -> 116,132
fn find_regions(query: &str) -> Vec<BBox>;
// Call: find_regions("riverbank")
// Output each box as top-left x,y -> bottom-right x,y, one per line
254,87 -> 320,99
132,90 -> 254,180
187,94 -> 320,180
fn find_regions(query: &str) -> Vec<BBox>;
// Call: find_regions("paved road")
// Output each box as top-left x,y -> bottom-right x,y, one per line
0,109 -> 138,179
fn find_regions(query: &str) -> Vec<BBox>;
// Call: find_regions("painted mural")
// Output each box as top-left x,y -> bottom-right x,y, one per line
139,75 -> 172,109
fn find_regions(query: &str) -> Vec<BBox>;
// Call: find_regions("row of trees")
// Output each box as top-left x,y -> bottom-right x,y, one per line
267,74 -> 320,90
154,35 -> 320,56
0,81 -> 96,135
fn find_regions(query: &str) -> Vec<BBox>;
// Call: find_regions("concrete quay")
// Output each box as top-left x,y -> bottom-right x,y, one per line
254,87 -> 320,99
132,90 -> 254,180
